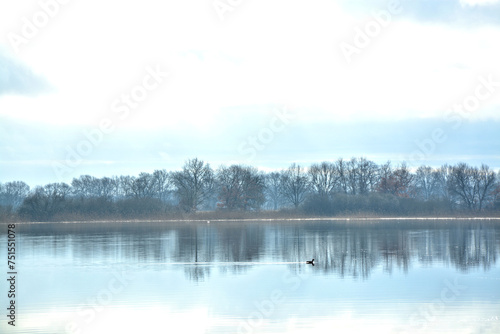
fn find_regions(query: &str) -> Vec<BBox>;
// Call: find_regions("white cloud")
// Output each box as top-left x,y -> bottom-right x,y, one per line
0,0 -> 499,129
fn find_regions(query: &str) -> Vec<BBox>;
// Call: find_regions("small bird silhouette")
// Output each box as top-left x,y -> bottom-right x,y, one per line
306,259 -> 315,265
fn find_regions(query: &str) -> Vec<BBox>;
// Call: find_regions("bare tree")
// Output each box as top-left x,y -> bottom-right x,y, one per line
99,177 -> 118,200
493,180 -> 500,210
133,172 -> 156,198
376,162 -> 414,197
19,187 -> 50,221
414,166 -> 436,201
0,181 -> 30,209
477,164 -> 497,210
264,172 -> 285,210
449,163 -> 497,211
309,161 -> 337,198
118,175 -> 135,198
356,158 -> 378,195
346,158 -> 358,195
19,183 -> 70,221
115,173 -> 158,199
280,163 -> 309,208
335,158 -> 349,194
44,182 -> 71,198
392,162 -> 414,198
338,157 -> 378,195
448,163 -> 478,210
431,164 -> 453,202
217,165 -> 265,211
172,158 -> 215,212
71,175 -> 97,198
376,161 -> 393,194
449,163 -> 496,211
151,169 -> 172,202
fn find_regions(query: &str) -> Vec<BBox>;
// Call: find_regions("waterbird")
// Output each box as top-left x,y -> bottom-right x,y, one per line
306,259 -> 315,265
207,220 -> 210,224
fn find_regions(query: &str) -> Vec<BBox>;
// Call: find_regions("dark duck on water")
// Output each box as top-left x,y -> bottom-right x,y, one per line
306,259 -> 315,265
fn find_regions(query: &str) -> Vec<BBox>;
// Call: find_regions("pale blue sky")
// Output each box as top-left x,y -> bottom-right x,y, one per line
0,0 -> 499,186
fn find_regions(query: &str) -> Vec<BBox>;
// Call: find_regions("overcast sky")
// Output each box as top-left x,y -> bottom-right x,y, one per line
1,0 -> 499,186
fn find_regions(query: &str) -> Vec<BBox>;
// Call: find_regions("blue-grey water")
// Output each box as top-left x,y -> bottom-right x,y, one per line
1,219 -> 500,334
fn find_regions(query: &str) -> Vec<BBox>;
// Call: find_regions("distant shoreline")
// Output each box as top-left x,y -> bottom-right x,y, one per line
3,216 -> 500,225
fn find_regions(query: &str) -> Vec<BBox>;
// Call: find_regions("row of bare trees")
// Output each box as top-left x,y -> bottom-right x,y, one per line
2,157 -> 499,221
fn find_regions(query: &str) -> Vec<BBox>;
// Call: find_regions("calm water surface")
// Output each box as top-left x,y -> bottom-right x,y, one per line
1,219 -> 499,334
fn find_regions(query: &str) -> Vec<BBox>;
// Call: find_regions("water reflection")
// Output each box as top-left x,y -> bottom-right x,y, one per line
17,220 -> 500,280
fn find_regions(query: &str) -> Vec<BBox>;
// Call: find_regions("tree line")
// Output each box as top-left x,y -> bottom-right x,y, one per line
1,157 -> 499,221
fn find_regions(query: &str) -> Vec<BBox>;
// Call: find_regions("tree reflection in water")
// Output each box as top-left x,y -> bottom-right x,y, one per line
18,220 -> 500,281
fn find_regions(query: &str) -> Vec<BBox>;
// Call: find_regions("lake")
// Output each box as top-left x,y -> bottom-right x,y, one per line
1,219 -> 499,333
